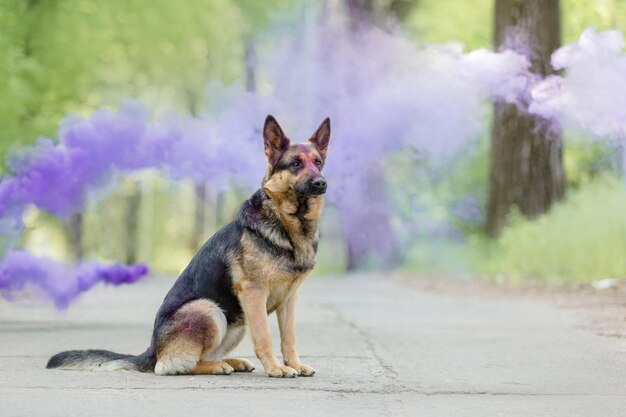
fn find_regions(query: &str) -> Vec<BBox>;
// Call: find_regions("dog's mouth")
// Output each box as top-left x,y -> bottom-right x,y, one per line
307,187 -> 326,197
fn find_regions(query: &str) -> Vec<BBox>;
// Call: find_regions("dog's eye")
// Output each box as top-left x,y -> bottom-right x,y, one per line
315,159 -> 323,168
290,160 -> 301,169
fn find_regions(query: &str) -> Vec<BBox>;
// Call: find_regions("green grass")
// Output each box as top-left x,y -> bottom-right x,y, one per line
471,175 -> 626,283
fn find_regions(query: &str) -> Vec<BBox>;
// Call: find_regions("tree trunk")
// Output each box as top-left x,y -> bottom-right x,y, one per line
190,182 -> 207,250
244,37 -> 256,93
65,212 -> 83,261
344,0 -> 389,29
124,184 -> 141,264
486,0 -> 565,237
185,85 -> 210,251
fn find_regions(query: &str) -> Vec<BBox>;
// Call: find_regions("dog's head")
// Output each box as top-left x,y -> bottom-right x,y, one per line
262,115 -> 331,200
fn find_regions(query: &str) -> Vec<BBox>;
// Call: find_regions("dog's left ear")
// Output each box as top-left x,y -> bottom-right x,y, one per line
309,117 -> 331,161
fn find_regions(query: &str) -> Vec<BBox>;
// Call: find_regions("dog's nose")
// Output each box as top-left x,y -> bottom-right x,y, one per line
312,178 -> 327,191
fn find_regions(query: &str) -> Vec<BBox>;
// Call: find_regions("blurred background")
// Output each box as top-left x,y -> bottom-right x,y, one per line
0,0 -> 625,297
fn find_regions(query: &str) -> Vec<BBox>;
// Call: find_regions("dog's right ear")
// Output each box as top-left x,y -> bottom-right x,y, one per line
263,115 -> 290,166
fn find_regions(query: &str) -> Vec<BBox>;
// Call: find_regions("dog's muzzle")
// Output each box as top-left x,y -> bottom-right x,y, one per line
299,177 -> 327,196
310,178 -> 327,195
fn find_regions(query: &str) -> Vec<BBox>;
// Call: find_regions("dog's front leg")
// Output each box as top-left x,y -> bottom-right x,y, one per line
277,290 -> 315,376
238,283 -> 298,378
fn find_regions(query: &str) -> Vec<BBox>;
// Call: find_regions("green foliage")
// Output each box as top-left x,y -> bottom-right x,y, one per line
395,133 -> 623,282
563,130 -> 623,189
0,0 -> 66,154
403,0 -> 493,50
402,0 -> 626,50
471,175 -> 626,282
387,135 -> 490,237
0,0 -> 265,166
562,0 -> 626,42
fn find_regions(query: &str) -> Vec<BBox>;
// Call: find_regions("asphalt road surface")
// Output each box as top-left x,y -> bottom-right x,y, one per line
1,274 -> 625,417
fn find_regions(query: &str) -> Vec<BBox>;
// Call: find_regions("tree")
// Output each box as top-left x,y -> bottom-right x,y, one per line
124,184 -> 142,264
486,0 -> 565,237
0,0 -> 93,260
0,0 -> 97,162
65,213 -> 83,261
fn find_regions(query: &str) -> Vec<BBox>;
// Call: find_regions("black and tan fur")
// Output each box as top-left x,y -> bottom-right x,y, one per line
47,115 -> 331,378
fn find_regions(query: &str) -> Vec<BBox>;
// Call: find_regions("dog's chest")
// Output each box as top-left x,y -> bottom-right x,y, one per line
238,230 -> 316,312
265,242 -> 316,309
266,271 -> 307,313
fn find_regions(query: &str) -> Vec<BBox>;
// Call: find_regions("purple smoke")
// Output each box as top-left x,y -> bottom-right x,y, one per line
0,1 -> 623,306
0,251 -> 148,309
0,95 -> 267,307
260,11 -> 531,263
530,28 -> 626,141
0,96 -> 268,233
0,12 -> 533,278
529,28 -> 626,180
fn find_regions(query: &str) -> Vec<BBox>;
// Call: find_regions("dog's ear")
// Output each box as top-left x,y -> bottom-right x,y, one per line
309,117 -> 331,161
263,115 -> 290,165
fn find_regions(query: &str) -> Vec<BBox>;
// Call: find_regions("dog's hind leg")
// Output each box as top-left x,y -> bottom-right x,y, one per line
190,360 -> 236,375
223,357 -> 254,372
154,299 -> 228,376
203,325 -> 254,372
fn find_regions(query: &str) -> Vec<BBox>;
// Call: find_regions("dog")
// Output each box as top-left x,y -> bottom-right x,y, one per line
47,115 -> 331,378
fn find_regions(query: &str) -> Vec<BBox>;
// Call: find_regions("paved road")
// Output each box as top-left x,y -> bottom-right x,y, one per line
1,274 -> 625,417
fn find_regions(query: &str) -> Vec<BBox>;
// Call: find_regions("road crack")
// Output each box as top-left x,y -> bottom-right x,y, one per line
319,302 -> 400,389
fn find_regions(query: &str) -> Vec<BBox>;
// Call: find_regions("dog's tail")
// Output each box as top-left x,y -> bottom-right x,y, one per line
46,349 -> 155,372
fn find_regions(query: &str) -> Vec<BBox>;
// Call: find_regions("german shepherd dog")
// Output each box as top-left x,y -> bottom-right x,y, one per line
47,115 -> 330,378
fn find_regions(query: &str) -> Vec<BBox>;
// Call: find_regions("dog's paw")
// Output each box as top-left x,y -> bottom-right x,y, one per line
193,360 -> 234,375
265,364 -> 298,378
224,358 -> 255,372
212,362 -> 235,375
288,363 -> 316,377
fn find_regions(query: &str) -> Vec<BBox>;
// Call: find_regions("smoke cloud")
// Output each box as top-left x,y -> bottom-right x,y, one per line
530,28 -> 626,141
0,5 -> 622,307
0,251 -> 147,309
